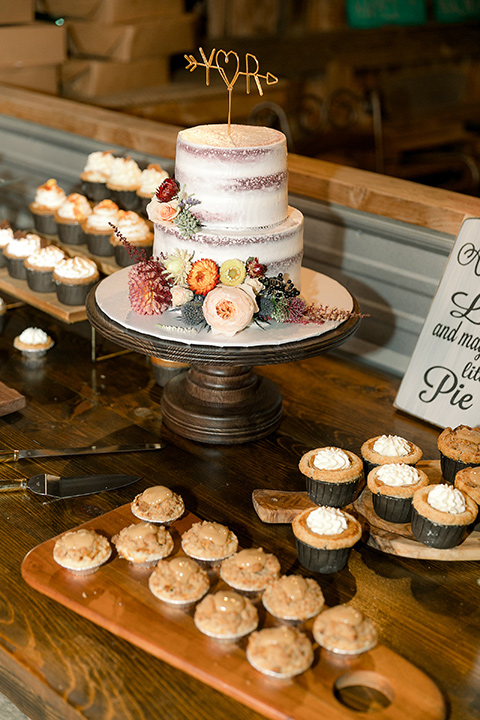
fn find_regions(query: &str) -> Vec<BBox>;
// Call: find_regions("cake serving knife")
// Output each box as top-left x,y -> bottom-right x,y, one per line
0,472 -> 142,498
0,442 -> 165,463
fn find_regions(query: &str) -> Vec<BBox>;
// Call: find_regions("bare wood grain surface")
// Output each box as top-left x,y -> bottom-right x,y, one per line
2,86 -> 480,237
22,504 -> 445,720
0,294 -> 473,720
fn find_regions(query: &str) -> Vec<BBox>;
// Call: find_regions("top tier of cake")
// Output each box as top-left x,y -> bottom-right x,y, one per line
174,124 -> 288,232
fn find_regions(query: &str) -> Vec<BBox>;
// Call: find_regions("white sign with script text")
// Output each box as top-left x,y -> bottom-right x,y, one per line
395,218 -> 480,427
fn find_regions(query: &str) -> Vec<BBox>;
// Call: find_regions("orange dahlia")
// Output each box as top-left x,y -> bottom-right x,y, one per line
187,258 -> 219,295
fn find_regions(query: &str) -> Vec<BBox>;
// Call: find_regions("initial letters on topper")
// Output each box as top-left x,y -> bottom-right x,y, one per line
184,47 -> 279,132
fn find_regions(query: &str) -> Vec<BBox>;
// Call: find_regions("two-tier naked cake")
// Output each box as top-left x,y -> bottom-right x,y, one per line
149,123 -> 304,288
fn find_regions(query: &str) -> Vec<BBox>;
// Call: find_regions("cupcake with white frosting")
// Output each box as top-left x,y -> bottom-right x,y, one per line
262,574 -> 324,621
298,447 -> 363,507
361,434 -> 423,476
0,220 -> 15,267
24,245 -> 67,292
112,521 -> 174,566
136,163 -> 169,217
106,156 -> 142,210
193,590 -> 258,639
367,463 -> 429,523
246,626 -> 314,678
149,556 -> 210,605
110,210 -> 153,266
29,178 -> 66,236
411,483 -> 477,549
81,151 -> 115,202
292,506 -> 362,573
131,485 -> 184,524
53,528 -> 111,574
53,256 -> 99,305
4,233 -> 42,279
82,199 -> 119,256
54,193 -> 92,245
13,326 -> 54,359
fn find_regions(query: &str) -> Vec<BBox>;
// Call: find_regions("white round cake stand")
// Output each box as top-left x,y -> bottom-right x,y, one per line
86,275 -> 361,445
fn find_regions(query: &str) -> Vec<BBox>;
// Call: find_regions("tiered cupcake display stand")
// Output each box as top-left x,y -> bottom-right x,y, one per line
86,267 -> 361,444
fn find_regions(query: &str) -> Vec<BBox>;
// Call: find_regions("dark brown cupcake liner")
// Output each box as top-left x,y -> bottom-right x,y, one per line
440,453 -> 478,484
109,189 -> 141,212
31,212 -> 57,236
85,231 -> 114,257
82,180 -> 110,203
295,538 -> 351,574
6,255 -> 28,280
306,476 -> 360,508
137,195 -> 151,218
56,222 -> 85,246
372,493 -> 413,524
410,508 -> 468,549
0,249 -> 7,268
114,242 -> 152,267
361,459 -> 377,477
55,280 -> 96,306
0,313 -> 5,334
26,267 -> 56,293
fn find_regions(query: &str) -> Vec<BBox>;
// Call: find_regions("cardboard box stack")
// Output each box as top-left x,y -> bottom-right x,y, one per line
37,0 -> 198,100
0,0 -> 66,94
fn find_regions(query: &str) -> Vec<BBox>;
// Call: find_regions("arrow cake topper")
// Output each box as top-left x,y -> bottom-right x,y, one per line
184,47 -> 279,132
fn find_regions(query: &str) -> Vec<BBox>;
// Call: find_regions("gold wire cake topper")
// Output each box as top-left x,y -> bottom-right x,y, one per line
184,47 -> 279,132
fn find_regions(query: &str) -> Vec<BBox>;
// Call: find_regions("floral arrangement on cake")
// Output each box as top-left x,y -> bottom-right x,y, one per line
115,178 -> 361,338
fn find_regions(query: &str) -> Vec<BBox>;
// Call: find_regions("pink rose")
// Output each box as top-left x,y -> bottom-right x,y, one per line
202,284 -> 257,337
146,198 -> 179,224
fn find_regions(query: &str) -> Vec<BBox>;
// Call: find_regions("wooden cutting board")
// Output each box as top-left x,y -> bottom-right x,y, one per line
0,381 -> 26,416
252,460 -> 480,561
21,503 -> 445,720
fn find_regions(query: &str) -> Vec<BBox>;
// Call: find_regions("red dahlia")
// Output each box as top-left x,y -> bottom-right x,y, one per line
156,178 -> 180,202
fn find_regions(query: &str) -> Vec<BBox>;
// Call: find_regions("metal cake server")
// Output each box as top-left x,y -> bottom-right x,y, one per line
0,473 -> 142,498
0,442 -> 165,463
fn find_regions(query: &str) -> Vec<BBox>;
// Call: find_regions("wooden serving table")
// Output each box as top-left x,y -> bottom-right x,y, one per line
0,299 -> 475,720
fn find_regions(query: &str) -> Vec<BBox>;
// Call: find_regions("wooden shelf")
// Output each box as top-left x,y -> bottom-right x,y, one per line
0,269 -> 87,324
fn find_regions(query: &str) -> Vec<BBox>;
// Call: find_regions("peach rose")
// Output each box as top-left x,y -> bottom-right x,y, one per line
202,284 -> 258,337
146,198 -> 179,224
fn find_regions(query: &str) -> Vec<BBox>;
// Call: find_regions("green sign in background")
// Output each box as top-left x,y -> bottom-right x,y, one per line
346,0 -> 427,28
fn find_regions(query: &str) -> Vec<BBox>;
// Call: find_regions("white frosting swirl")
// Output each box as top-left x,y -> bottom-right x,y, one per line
0,226 -> 14,247
56,194 -> 92,222
138,165 -> 169,196
313,447 -> 351,470
17,327 -> 50,345
107,157 -> 142,190
427,484 -> 466,514
83,200 -> 119,232
82,151 -> 115,182
376,463 -> 419,486
26,245 -> 65,269
116,211 -> 150,241
372,434 -> 410,457
5,234 -> 41,258
306,506 -> 348,535
54,256 -> 98,280
34,179 -> 66,210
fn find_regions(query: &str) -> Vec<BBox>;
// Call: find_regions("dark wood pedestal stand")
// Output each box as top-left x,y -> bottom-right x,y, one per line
86,289 -> 360,444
